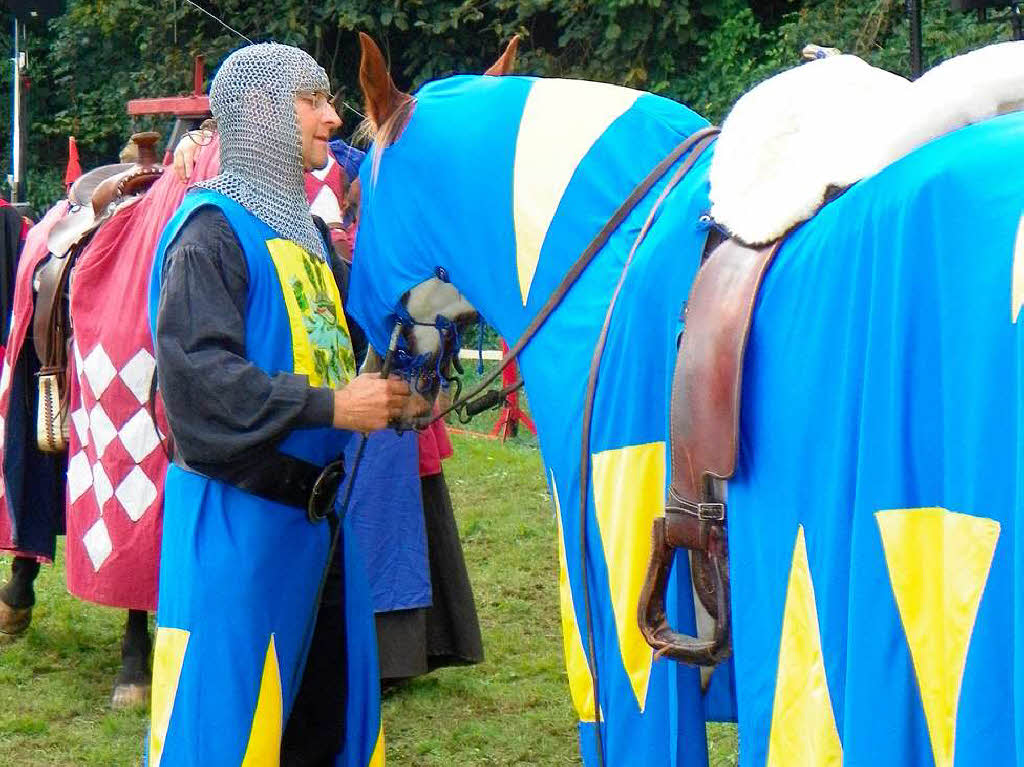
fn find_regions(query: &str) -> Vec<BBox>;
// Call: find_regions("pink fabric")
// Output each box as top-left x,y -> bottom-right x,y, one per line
60,149 -> 221,609
304,154 -> 352,254
418,417 -> 453,477
0,203 -> 70,560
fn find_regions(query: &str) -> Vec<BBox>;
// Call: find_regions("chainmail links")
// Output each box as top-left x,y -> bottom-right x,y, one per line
197,42 -> 330,261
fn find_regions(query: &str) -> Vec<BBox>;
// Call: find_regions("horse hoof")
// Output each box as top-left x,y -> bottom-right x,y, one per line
111,683 -> 151,710
0,599 -> 31,638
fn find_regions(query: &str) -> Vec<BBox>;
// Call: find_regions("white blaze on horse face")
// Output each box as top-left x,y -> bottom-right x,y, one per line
1012,214 -> 1024,323
404,278 -> 476,355
513,79 -> 640,305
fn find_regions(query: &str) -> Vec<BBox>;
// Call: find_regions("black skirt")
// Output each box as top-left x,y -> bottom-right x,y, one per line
375,471 -> 485,681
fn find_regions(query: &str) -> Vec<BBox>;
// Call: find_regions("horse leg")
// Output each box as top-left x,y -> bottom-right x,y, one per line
111,609 -> 152,709
0,556 -> 40,638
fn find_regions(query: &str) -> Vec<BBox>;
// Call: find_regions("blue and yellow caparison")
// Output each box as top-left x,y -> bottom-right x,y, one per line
348,72 -> 1024,767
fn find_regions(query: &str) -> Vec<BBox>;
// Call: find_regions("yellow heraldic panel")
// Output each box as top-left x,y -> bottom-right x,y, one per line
766,526 -> 843,767
513,79 -> 640,304
876,507 -> 1001,767
241,634 -> 284,766
590,442 -> 664,712
266,238 -> 355,388
551,471 -> 597,722
148,627 -> 191,767
1012,213 -> 1024,323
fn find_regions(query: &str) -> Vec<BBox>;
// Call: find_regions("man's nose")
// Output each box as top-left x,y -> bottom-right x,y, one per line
323,104 -> 342,132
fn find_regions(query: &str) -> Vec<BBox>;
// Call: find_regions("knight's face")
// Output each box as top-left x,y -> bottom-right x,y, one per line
295,91 -> 341,171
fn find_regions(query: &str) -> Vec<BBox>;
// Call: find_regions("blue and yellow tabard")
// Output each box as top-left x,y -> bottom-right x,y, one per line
147,190 -> 383,766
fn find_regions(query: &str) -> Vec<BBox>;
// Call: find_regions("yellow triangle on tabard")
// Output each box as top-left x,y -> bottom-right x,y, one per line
876,507 -> 1000,767
590,442 -> 664,712
1012,214 -> 1024,323
513,79 -> 641,304
148,626 -> 191,767
551,471 -> 597,722
766,526 -> 843,767
368,721 -> 386,767
242,634 -> 284,766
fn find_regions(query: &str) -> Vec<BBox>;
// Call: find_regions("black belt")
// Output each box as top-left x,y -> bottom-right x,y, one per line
175,450 -> 346,524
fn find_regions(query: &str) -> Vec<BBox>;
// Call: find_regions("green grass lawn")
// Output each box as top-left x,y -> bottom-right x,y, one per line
0,433 -> 737,765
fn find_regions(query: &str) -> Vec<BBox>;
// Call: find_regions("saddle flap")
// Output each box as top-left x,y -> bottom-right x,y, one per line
668,237 -> 780,508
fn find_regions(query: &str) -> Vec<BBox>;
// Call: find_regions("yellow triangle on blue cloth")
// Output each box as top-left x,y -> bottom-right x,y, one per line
513,79 -> 640,304
551,471 -> 598,722
590,442 -> 664,712
242,634 -> 284,766
368,721 -> 386,766
148,626 -> 191,767
766,526 -> 843,767
876,507 -> 1000,767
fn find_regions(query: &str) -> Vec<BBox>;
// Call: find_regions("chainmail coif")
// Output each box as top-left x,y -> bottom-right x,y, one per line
197,43 -> 329,260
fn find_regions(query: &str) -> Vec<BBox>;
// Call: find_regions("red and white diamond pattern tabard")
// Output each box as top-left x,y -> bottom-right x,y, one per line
60,145 -> 220,609
62,182 -> 186,610
64,338 -> 167,608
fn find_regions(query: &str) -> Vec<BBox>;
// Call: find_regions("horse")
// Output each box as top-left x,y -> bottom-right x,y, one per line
0,132 -> 223,707
345,32 -> 1024,767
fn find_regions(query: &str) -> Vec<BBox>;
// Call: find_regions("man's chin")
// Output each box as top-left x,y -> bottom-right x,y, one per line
303,153 -> 330,172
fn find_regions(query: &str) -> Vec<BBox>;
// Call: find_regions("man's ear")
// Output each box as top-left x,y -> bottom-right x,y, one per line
358,32 -> 408,129
484,35 -> 521,76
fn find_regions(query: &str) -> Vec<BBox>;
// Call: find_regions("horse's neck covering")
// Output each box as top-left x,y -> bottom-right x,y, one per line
348,74 -> 710,354
196,42 -> 328,261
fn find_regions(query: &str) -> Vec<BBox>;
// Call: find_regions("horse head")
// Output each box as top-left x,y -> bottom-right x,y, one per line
354,33 -> 520,406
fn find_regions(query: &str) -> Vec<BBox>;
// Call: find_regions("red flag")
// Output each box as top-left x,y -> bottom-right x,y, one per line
65,136 -> 83,188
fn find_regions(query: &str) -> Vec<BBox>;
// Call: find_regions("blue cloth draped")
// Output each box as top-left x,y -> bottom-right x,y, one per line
330,140 -> 366,181
346,429 -> 431,613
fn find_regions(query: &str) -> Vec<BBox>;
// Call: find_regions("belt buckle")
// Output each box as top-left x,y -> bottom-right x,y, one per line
697,502 -> 725,522
307,459 -> 345,524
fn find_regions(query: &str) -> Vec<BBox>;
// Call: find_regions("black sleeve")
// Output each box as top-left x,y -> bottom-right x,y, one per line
155,207 -> 335,469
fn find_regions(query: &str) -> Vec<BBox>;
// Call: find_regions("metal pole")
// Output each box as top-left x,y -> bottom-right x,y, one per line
10,16 -> 22,203
907,0 -> 923,79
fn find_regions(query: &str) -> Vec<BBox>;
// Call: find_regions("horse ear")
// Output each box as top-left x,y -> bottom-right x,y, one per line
484,35 -> 521,77
358,32 -> 407,128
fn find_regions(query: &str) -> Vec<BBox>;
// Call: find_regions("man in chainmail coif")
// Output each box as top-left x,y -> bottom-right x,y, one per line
147,43 -> 409,765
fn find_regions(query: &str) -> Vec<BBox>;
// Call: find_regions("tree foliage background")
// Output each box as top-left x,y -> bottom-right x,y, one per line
1,0 -> 1014,212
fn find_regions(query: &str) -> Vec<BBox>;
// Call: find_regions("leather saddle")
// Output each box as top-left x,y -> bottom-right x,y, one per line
47,131 -> 164,260
32,132 -> 165,453
637,234 -> 780,666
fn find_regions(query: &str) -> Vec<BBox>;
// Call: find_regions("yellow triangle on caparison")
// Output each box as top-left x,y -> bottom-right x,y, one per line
241,634 -> 284,766
551,471 -> 598,722
368,721 -> 386,767
1011,214 -> 1024,323
513,79 -> 640,304
590,442 -> 664,713
876,507 -> 1000,767
148,626 -> 191,767
766,526 -> 843,767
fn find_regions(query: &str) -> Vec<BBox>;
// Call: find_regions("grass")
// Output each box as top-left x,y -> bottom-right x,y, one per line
0,434 -> 737,765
